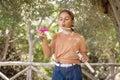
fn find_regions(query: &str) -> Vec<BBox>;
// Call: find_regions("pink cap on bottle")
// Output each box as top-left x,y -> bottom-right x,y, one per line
38,27 -> 49,32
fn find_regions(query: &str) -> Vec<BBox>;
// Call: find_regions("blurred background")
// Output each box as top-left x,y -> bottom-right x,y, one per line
0,0 -> 120,80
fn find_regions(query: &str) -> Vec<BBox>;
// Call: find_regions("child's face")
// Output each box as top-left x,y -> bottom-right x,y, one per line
58,12 -> 74,28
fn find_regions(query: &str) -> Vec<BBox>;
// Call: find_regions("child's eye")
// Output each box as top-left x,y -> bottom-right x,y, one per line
58,18 -> 63,21
58,18 -> 70,21
65,18 -> 69,20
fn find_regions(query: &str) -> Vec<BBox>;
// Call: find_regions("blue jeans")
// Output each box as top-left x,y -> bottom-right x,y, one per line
52,64 -> 82,80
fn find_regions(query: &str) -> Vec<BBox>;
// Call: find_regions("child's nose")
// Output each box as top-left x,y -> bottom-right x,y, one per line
62,19 -> 65,23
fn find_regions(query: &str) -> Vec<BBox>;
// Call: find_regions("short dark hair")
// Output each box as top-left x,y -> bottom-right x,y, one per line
59,9 -> 74,20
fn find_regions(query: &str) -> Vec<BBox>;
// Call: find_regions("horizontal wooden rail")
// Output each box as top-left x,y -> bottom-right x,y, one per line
0,61 -> 120,66
0,61 -> 120,80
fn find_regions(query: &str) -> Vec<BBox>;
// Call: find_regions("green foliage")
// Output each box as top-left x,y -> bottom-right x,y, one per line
32,66 -> 53,80
0,0 -> 119,80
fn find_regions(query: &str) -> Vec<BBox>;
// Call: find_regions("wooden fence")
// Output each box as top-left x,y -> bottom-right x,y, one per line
0,62 -> 120,80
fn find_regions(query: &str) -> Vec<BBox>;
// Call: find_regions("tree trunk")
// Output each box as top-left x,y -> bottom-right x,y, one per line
108,0 -> 120,50
89,0 -> 120,50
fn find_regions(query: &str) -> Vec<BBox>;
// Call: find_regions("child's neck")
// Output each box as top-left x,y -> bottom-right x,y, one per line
59,27 -> 72,32
63,30 -> 72,34
59,27 -> 73,34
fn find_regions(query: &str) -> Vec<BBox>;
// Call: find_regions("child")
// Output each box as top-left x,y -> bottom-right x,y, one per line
38,9 -> 88,80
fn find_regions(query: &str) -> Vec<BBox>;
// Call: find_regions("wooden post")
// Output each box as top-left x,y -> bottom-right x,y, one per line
27,20 -> 33,80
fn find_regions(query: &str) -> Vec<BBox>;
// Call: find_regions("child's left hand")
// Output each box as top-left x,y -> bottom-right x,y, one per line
79,55 -> 89,62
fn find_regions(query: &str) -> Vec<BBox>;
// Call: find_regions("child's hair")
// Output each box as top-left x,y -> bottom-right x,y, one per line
59,9 -> 74,20
59,9 -> 75,31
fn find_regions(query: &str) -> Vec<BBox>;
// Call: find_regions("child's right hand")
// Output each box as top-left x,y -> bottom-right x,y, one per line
37,30 -> 47,40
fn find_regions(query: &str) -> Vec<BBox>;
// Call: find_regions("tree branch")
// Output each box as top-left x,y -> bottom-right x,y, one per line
2,31 -> 11,61
82,69 -> 97,80
105,69 -> 120,80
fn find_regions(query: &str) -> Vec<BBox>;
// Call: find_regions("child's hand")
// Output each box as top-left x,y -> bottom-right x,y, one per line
37,30 -> 47,39
79,55 -> 89,62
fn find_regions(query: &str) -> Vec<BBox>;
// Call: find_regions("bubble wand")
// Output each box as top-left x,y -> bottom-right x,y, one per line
76,51 -> 95,73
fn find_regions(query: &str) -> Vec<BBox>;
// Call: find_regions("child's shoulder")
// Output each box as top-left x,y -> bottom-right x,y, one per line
74,32 -> 84,38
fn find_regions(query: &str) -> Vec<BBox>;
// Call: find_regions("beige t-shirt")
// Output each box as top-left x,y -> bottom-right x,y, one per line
50,31 -> 87,64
